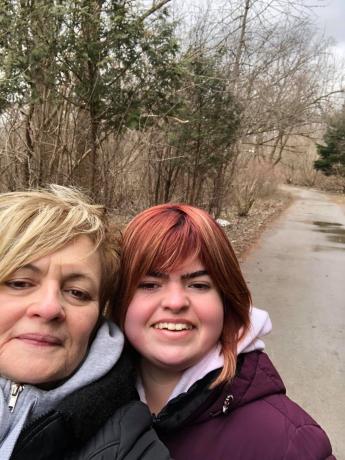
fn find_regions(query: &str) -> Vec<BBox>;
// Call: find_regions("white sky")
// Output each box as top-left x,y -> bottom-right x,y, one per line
312,0 -> 345,57
169,0 -> 345,59
313,0 -> 345,43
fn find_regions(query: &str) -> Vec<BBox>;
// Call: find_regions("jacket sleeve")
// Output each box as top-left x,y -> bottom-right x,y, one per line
284,424 -> 336,460
116,401 -> 171,460
77,401 -> 171,460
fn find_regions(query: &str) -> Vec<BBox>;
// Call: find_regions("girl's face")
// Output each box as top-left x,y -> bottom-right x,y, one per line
124,256 -> 224,376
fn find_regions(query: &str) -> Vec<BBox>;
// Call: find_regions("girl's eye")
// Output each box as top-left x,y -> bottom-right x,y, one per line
190,282 -> 210,290
5,279 -> 33,290
138,282 -> 160,290
65,289 -> 92,302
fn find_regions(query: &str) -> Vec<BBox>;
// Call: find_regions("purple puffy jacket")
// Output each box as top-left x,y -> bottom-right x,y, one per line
155,351 -> 335,460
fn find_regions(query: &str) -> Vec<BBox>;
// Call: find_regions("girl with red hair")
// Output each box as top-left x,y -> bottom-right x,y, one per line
112,204 -> 334,460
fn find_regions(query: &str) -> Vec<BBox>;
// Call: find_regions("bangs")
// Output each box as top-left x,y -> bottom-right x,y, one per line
144,212 -> 202,274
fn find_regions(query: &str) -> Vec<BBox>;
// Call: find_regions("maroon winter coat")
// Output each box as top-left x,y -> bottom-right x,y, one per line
154,351 -> 335,460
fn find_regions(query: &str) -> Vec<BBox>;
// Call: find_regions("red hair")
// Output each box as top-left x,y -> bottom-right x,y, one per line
112,204 -> 251,385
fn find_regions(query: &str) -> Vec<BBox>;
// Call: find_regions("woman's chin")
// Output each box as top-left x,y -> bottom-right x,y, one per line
0,359 -> 71,386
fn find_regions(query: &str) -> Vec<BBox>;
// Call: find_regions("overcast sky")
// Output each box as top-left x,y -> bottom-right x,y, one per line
171,0 -> 345,59
313,0 -> 345,54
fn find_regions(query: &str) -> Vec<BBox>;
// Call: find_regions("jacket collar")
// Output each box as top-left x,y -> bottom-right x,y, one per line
206,350 -> 286,418
13,350 -> 138,455
154,351 -> 286,434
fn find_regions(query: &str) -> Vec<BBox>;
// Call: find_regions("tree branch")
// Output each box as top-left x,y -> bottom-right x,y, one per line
139,0 -> 172,22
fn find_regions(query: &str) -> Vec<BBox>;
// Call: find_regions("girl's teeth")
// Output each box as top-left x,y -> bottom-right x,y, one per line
154,323 -> 192,331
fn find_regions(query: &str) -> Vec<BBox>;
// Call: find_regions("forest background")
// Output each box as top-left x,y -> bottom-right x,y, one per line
0,0 -> 344,227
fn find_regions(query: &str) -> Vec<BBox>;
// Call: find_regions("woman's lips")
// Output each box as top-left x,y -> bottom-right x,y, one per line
15,333 -> 63,346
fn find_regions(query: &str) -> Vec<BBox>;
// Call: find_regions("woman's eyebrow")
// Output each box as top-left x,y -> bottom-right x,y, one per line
16,265 -> 98,287
64,273 -> 100,290
65,272 -> 96,282
16,263 -> 41,274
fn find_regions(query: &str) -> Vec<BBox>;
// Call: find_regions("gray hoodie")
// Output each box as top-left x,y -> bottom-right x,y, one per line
0,320 -> 123,460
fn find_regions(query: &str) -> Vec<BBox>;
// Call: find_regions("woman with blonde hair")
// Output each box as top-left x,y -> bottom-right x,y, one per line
0,186 -> 170,460
113,203 -> 334,460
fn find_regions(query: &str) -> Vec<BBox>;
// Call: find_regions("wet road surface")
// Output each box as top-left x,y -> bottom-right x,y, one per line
242,186 -> 345,458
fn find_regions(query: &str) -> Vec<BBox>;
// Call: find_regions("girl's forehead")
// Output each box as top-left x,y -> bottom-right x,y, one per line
148,255 -> 205,275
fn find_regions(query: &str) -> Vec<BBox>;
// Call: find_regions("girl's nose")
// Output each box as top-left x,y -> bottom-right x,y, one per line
160,284 -> 190,311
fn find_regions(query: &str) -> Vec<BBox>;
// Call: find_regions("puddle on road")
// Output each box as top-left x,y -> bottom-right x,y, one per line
311,220 -> 345,249
313,245 -> 345,252
313,221 -> 343,228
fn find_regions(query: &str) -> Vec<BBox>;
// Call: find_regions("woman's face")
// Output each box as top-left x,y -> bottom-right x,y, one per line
0,236 -> 101,385
124,256 -> 224,376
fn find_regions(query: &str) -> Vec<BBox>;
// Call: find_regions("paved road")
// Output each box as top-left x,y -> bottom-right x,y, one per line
242,186 -> 345,459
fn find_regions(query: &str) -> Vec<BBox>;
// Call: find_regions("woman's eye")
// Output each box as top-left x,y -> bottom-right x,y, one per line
65,289 -> 92,302
5,279 -> 33,289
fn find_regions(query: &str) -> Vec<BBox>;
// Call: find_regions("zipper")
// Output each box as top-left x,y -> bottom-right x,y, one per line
8,382 -> 24,412
209,393 -> 234,417
222,393 -> 234,414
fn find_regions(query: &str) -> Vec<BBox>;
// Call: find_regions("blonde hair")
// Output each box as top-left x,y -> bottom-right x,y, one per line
0,185 -> 119,311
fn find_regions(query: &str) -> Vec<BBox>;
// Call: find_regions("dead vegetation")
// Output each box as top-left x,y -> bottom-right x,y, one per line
221,192 -> 292,259
0,0 -> 343,216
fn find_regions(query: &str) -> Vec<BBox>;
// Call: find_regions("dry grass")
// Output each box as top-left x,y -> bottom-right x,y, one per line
330,194 -> 345,204
328,193 -> 345,215
222,191 -> 293,260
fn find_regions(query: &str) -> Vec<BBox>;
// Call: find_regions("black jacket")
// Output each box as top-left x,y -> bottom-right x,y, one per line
10,353 -> 171,460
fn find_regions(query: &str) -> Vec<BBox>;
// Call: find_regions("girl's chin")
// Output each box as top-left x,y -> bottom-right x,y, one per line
144,356 -> 200,374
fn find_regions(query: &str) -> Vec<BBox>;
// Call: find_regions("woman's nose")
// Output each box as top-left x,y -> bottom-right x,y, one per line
26,285 -> 65,321
161,284 -> 189,311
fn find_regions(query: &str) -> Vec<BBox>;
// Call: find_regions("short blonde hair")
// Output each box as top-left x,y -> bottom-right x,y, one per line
0,185 -> 119,311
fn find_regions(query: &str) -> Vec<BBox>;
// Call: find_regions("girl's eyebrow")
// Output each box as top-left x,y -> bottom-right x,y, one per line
182,270 -> 208,280
146,270 -> 208,280
147,270 -> 167,279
